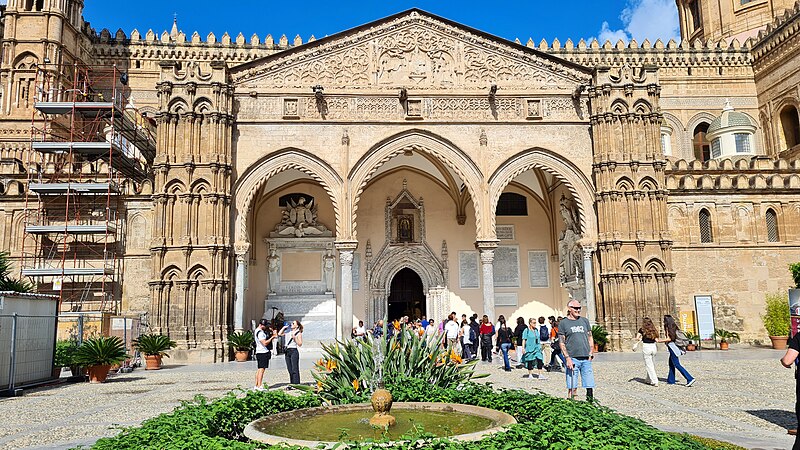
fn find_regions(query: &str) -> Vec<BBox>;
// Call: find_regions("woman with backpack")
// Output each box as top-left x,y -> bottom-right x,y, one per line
633,317 -> 659,386
496,315 -> 514,372
459,318 -> 474,360
513,317 -> 527,368
521,317 -> 546,379
479,315 -> 494,363
661,315 -> 695,387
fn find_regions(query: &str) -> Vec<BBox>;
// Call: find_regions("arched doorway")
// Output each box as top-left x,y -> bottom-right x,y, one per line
388,268 -> 425,321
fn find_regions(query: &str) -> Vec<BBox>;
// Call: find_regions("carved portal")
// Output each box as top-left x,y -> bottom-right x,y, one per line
366,182 -> 447,324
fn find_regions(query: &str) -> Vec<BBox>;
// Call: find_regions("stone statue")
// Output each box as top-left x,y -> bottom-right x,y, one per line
323,249 -> 335,293
558,196 -> 583,283
268,248 -> 280,294
272,196 -> 333,238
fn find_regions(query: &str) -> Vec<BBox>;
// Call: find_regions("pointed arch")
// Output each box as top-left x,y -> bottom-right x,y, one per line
488,147 -> 596,241
349,129 -> 484,239
234,148 -> 343,245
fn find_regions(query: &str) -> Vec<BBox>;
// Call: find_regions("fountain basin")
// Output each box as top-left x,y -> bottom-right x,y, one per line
244,402 -> 516,447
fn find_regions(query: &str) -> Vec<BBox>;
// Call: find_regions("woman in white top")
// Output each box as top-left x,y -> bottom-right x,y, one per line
279,320 -> 303,385
460,319 -> 473,360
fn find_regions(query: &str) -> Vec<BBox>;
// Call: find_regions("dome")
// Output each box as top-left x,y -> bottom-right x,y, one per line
707,101 -> 755,133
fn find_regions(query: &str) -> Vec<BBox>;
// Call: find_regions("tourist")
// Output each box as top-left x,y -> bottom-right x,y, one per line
444,313 -> 460,350
780,330 -> 800,450
558,300 -> 595,400
633,317 -> 659,386
460,318 -> 474,360
254,319 -> 277,391
279,320 -> 303,385
372,320 -> 384,339
496,315 -> 514,372
425,319 -> 437,337
420,316 -> 429,329
469,314 -> 481,355
662,315 -> 695,387
479,315 -> 494,362
521,317 -> 546,379
512,317 -> 526,368
548,316 -> 565,371
353,320 -> 366,339
538,316 -> 552,370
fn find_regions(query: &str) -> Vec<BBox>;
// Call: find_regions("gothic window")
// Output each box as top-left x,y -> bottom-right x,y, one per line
660,127 -> 672,156
693,122 -> 711,162
734,133 -> 751,153
711,138 -> 721,158
699,208 -> 713,243
496,192 -> 528,216
766,209 -> 779,242
780,105 -> 800,150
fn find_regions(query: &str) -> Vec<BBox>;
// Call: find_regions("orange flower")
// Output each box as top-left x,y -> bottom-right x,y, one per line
326,360 -> 337,371
393,320 -> 401,331
352,379 -> 359,391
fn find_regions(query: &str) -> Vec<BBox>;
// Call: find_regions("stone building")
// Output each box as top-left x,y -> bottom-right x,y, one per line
1,0 -> 799,361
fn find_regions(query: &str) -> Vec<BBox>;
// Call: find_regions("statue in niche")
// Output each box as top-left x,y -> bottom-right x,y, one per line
272,196 -> 332,238
267,248 -> 280,294
398,216 -> 413,242
323,249 -> 335,293
558,195 -> 583,283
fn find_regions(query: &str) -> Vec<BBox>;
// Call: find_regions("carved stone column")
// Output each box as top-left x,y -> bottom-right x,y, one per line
582,246 -> 597,325
476,240 -> 499,321
336,241 -> 358,339
233,242 -> 250,332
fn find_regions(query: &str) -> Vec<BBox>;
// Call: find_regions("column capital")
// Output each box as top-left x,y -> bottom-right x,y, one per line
233,241 -> 250,256
334,240 -> 358,252
475,239 -> 499,251
582,247 -> 595,259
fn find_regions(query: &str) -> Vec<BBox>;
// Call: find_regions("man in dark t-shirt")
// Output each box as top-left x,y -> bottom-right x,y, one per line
558,299 -> 595,401
781,332 -> 800,450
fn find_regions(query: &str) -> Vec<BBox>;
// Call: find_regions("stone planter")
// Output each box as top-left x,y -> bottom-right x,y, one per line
235,350 -> 250,362
52,367 -> 62,379
144,354 -> 163,370
87,365 -> 111,383
770,336 -> 789,350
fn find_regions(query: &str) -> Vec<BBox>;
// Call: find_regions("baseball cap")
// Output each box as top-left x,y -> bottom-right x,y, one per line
258,319 -> 269,327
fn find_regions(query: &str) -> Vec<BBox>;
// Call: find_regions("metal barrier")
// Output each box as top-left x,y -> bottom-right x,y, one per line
0,314 -> 57,394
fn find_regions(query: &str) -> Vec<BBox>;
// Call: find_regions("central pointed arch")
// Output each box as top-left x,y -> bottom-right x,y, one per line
348,130 -> 485,238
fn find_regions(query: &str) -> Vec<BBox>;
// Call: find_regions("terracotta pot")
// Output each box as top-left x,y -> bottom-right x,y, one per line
770,336 -> 789,350
87,365 -> 111,383
686,344 -> 696,351
719,341 -> 729,350
235,350 -> 250,362
145,354 -> 162,370
593,344 -> 599,353
52,367 -> 62,379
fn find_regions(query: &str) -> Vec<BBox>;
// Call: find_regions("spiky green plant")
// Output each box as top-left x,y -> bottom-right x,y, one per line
226,331 -> 254,351
73,336 -> 128,367
300,326 -> 484,404
132,334 -> 176,357
714,328 -> 740,344
0,251 -> 33,293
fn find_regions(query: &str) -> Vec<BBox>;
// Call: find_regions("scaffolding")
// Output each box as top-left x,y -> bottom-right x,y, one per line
21,63 -> 155,313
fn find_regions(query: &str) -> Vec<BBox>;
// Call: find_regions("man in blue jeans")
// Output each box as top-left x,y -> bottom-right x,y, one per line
558,299 -> 595,400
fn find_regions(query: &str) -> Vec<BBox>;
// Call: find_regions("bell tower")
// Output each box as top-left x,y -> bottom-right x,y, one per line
676,0 -> 797,42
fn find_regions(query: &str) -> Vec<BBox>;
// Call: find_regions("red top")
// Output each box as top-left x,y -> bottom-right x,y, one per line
480,323 -> 493,335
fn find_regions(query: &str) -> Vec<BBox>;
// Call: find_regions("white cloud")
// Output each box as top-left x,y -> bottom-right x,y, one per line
596,0 -> 680,43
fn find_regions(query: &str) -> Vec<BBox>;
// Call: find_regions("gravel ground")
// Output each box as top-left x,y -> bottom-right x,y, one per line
0,346 -> 795,450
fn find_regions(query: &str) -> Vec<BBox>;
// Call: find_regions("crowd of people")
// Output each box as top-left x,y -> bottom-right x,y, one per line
251,303 -> 701,402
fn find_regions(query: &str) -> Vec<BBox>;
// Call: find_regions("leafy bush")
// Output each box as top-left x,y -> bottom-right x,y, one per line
304,331 -> 481,404
762,292 -> 790,337
591,325 -> 609,349
0,250 -> 33,293
73,336 -> 128,367
54,339 -> 79,367
227,331 -> 254,352
790,262 -> 800,289
133,334 -> 177,357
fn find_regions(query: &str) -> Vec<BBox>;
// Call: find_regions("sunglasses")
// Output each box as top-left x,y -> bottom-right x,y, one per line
569,306 -> 582,311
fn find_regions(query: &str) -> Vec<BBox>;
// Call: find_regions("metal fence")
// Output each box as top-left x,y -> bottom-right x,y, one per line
0,314 -> 57,393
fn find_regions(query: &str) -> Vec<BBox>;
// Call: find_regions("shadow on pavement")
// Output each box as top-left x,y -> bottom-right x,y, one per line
746,409 -> 796,429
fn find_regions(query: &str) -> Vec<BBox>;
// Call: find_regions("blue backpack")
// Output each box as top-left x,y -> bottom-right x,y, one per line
539,325 -> 549,342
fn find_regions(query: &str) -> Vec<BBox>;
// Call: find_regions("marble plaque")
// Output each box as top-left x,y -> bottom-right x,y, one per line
496,225 -> 515,241
528,250 -> 549,288
495,292 -> 518,306
353,253 -> 361,291
459,251 -> 480,289
493,245 -> 520,288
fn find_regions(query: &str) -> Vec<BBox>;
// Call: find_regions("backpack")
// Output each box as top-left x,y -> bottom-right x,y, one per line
674,329 -> 689,349
539,325 -> 549,342
469,326 -> 477,343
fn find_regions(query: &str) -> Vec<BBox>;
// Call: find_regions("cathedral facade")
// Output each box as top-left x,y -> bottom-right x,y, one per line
1,0 -> 800,361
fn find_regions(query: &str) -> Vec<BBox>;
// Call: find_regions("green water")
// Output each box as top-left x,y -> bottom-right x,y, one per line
255,409 -> 496,441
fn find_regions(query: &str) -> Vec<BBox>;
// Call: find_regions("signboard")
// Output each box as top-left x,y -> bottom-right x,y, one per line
694,295 -> 715,340
53,277 -> 63,291
678,310 -> 696,334
790,290 -> 800,338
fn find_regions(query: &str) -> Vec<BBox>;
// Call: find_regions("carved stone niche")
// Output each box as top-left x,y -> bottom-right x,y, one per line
387,179 -> 424,244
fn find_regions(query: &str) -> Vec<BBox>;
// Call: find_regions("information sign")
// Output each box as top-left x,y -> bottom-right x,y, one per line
694,295 -> 715,340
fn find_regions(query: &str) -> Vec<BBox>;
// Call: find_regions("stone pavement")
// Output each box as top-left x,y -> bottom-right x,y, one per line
0,346 -> 795,450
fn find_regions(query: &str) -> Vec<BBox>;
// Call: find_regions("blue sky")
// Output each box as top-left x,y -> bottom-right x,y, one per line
81,0 -> 680,45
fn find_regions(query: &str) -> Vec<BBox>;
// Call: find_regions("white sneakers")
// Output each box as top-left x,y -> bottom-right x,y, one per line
538,374 -> 548,380
253,385 -> 266,391
687,379 -> 696,387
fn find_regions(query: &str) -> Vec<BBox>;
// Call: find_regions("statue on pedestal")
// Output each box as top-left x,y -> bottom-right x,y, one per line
323,249 -> 335,293
558,196 -> 583,283
268,248 -> 280,294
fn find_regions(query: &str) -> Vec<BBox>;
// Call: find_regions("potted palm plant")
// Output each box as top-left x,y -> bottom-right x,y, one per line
591,325 -> 609,352
228,330 -> 254,362
714,328 -> 740,350
684,332 -> 699,351
73,336 -> 128,383
53,339 -> 79,378
762,292 -> 790,349
132,334 -> 177,370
